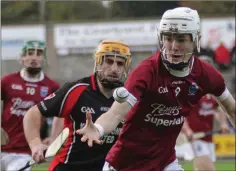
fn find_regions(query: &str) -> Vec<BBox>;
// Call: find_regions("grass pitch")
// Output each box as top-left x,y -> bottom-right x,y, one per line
32,160 -> 235,171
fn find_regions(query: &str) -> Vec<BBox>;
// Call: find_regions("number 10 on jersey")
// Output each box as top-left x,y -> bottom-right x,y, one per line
26,87 -> 35,95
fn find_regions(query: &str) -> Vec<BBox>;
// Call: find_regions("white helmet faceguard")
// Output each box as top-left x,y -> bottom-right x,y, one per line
157,7 -> 201,77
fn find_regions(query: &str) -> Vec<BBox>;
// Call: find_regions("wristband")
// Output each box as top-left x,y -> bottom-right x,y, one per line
126,93 -> 137,107
94,124 -> 104,138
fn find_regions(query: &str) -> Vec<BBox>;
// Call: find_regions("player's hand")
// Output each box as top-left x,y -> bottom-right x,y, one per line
185,129 -> 194,141
76,112 -> 103,147
31,143 -> 48,164
220,123 -> 230,134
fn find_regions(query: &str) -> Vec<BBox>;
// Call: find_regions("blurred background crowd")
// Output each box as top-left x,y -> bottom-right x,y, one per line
1,0 -> 235,164
2,1 -> 235,90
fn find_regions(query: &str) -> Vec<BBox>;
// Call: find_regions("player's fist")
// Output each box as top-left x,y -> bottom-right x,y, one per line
76,112 -> 103,147
31,143 -> 48,163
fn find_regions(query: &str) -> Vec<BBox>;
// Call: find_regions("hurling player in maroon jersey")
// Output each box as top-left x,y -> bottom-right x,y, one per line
180,56 -> 230,171
77,7 -> 235,171
1,40 -> 59,171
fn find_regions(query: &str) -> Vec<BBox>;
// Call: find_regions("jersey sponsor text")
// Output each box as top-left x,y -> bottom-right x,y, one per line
150,103 -> 182,116
10,98 -> 35,116
144,103 -> 184,127
145,115 -> 184,127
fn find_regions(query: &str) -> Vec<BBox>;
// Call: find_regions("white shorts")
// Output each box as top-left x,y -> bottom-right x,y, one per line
102,159 -> 184,171
1,152 -> 32,171
175,140 -> 216,162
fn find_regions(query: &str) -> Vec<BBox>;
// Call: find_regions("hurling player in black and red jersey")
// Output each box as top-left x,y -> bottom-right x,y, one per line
23,40 -> 132,171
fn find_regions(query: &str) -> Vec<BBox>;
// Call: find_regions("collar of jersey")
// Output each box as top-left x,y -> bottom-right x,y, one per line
90,73 -> 114,100
20,68 -> 44,82
90,73 -> 98,91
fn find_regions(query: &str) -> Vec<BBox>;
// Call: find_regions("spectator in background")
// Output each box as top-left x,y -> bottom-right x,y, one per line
214,42 -> 231,71
198,42 -> 215,61
193,42 -> 215,65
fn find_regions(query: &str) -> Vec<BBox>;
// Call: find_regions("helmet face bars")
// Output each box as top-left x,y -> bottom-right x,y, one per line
21,40 -> 46,57
20,40 -> 46,75
94,40 -> 132,89
158,7 -> 201,76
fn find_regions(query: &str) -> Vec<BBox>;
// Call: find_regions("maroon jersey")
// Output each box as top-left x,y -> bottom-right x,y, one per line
106,51 -> 226,171
1,71 -> 59,154
187,94 -> 218,142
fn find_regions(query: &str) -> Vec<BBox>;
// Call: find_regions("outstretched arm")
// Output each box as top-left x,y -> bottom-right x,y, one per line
215,92 -> 235,127
95,101 -> 132,135
76,88 -> 137,147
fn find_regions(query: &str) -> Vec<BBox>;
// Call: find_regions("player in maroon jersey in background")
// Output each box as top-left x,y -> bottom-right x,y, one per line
180,56 -> 230,171
77,7 -> 235,171
1,40 -> 59,171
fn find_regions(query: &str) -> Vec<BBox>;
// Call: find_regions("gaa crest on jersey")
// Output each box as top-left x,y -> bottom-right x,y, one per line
188,82 -> 199,95
40,86 -> 49,97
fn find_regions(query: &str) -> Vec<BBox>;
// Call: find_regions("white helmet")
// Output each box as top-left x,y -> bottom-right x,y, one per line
158,7 -> 201,76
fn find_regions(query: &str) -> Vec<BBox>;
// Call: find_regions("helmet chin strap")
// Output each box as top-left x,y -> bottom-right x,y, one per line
162,55 -> 195,77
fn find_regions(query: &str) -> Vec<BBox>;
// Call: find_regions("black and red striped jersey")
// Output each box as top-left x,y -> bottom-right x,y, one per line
37,74 -> 122,171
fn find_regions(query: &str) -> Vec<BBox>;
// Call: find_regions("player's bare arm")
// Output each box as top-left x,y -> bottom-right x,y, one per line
77,86 -> 137,147
77,100 -> 132,147
216,92 -> 235,127
181,119 -> 194,140
97,101 -> 131,133
42,117 -> 64,145
214,106 -> 230,133
23,105 -> 47,163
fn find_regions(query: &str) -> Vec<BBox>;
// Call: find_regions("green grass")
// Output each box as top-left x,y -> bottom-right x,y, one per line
180,161 -> 236,171
32,160 -> 236,171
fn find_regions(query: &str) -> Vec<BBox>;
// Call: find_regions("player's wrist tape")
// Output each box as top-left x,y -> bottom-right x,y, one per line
94,124 -> 104,138
126,93 -> 137,107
